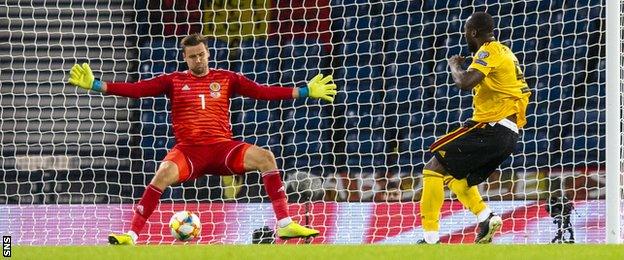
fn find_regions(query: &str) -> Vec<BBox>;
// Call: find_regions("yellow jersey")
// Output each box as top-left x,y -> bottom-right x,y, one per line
467,41 -> 531,128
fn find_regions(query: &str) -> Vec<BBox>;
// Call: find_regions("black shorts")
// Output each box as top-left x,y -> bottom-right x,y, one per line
429,120 -> 518,186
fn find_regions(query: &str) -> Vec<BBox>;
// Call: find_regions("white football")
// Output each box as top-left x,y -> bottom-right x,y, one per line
169,211 -> 201,241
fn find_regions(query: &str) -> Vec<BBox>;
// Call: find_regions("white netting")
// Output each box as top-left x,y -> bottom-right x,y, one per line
0,0 -> 616,245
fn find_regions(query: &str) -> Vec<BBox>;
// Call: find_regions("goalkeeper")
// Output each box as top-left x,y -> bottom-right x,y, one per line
417,12 -> 531,244
67,33 -> 337,245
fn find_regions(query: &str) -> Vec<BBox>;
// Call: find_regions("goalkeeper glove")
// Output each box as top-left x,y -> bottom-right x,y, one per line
68,63 -> 103,92
299,74 -> 338,103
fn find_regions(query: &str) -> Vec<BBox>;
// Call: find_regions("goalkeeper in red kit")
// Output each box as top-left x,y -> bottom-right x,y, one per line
67,33 -> 337,245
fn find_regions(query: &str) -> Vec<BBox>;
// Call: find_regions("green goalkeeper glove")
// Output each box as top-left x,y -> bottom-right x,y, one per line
299,74 -> 338,103
68,63 -> 103,92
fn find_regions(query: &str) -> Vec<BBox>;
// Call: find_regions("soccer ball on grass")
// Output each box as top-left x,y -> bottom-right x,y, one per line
169,211 -> 201,241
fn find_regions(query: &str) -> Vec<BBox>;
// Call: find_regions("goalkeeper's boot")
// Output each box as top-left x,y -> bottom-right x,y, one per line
475,213 -> 502,244
108,233 -> 135,245
276,222 -> 320,239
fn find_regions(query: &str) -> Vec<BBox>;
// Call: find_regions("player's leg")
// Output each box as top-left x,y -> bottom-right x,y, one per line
440,123 -> 517,243
242,146 -> 289,223
242,145 -> 320,239
419,160 -> 498,245
444,177 -> 487,216
440,148 -> 494,237
444,175 -> 500,244
418,121 -> 492,244
418,122 -> 481,244
417,157 -> 449,244
109,148 -> 188,245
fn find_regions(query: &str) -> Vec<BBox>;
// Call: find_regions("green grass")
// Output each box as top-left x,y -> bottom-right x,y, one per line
11,244 -> 624,260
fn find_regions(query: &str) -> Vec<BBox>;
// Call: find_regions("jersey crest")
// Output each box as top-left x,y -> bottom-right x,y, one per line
209,82 -> 222,98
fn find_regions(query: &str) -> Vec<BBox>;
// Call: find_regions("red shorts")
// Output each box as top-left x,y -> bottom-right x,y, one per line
163,140 -> 252,183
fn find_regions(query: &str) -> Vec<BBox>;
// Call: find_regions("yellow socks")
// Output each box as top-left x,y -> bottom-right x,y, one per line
420,169 -> 445,233
445,177 -> 487,216
420,171 -> 493,244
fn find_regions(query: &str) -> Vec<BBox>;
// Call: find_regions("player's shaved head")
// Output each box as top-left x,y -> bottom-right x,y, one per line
465,12 -> 496,53
181,33 -> 207,51
466,12 -> 495,37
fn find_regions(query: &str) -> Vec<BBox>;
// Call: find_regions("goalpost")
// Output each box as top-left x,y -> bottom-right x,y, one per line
1,0 -> 623,245
605,0 -> 622,244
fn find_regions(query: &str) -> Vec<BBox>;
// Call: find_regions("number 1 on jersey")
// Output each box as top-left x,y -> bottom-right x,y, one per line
199,94 -> 206,109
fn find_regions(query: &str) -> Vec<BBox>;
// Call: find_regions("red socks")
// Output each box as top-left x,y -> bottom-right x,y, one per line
130,184 -> 163,234
129,172 -> 287,234
261,170 -> 289,220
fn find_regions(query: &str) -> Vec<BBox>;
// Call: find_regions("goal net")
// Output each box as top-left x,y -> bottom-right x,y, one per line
1,0 -> 621,245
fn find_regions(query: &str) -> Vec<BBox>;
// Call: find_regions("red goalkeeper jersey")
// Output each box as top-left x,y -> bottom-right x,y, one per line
106,69 -> 294,145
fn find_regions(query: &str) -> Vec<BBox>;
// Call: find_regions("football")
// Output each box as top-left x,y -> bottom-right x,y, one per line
169,211 -> 201,241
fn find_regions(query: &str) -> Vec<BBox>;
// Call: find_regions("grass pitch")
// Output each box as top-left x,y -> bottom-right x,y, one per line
11,244 -> 624,260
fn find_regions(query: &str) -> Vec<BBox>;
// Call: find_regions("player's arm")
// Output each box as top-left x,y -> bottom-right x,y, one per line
233,73 -> 337,102
67,63 -> 170,98
448,55 -> 485,91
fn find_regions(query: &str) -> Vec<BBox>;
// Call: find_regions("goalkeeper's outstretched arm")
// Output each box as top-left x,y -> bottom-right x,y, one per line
67,63 -> 170,98
234,73 -> 338,103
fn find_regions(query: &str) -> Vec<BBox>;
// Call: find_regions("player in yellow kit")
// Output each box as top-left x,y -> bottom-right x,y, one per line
417,12 -> 531,244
